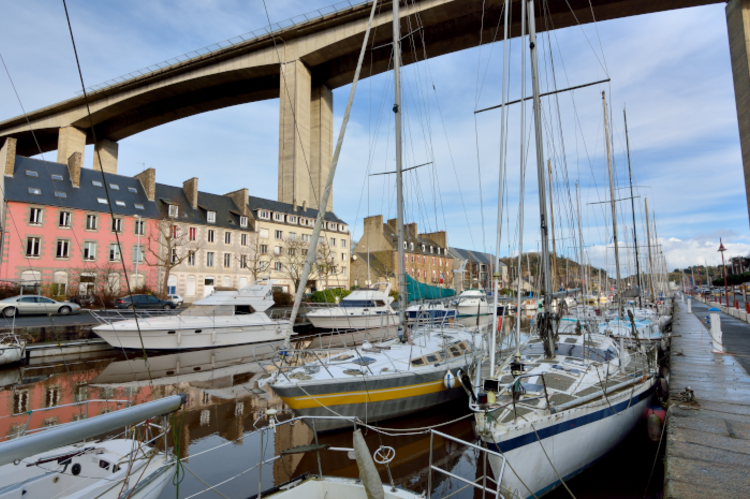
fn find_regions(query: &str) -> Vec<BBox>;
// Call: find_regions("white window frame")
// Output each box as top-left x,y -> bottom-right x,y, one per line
207,229 -> 215,243
56,239 -> 70,258
168,204 -> 179,218
241,233 -> 248,246
239,216 -> 248,228
258,210 -> 270,220
29,207 -> 42,225
206,251 -> 215,267
109,243 -> 121,262
223,253 -> 231,268
207,211 -> 216,223
84,242 -> 96,261
224,232 -> 232,245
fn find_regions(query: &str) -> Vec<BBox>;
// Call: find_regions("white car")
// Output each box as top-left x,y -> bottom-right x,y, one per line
168,294 -> 184,307
0,295 -> 81,317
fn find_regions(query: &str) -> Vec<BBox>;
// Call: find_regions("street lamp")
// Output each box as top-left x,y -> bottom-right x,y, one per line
719,239 -> 729,306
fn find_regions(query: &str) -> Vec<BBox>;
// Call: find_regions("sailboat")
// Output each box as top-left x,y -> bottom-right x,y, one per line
266,0 -> 487,432
469,0 -> 658,497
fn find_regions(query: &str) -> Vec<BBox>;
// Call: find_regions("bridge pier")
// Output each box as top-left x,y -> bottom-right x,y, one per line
727,0 -> 750,227
93,138 -> 118,174
56,126 -> 86,166
278,60 -> 333,211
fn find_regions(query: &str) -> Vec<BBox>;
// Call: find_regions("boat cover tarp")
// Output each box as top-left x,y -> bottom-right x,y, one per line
406,274 -> 455,303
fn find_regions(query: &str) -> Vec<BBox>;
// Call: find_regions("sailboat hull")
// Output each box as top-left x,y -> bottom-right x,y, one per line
481,380 -> 654,498
272,367 -> 466,431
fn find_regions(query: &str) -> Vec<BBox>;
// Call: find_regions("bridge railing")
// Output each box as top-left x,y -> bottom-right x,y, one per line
78,0 -> 373,94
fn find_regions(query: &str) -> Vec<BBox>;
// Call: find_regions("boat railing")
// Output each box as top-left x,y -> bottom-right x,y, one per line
89,308 -> 180,325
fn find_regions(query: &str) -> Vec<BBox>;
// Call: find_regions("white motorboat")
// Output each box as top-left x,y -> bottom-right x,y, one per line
406,301 -> 456,323
455,289 -> 492,316
0,395 -> 184,499
92,280 -> 289,350
599,316 -> 663,343
472,333 -> 656,498
306,282 -> 398,330
0,333 -> 25,365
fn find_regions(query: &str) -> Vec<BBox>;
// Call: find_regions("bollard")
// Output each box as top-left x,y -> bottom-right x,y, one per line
736,300 -> 740,310
709,307 -> 723,352
687,299 -> 692,313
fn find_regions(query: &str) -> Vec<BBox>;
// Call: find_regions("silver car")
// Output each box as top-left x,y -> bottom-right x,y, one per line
0,295 -> 82,317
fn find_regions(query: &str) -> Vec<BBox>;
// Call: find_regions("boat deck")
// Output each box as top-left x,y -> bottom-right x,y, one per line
663,298 -> 750,498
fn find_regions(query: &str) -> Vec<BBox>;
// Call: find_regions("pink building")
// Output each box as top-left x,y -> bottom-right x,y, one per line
0,155 -> 160,297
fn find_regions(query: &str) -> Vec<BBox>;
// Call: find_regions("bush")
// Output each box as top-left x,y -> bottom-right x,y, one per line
0,284 -> 21,300
272,291 -> 294,306
308,288 -> 352,303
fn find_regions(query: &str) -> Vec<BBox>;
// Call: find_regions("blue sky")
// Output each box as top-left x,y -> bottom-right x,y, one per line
0,0 -> 747,276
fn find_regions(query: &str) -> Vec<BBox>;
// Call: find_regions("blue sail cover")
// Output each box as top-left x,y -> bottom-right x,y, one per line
406,274 -> 456,303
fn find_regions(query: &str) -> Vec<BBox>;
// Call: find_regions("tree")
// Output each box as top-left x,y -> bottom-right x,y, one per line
277,236 -> 318,294
237,233 -> 276,282
145,217 -> 202,297
316,239 -> 339,290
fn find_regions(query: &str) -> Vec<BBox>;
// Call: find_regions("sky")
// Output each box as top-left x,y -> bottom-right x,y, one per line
0,0 -> 747,278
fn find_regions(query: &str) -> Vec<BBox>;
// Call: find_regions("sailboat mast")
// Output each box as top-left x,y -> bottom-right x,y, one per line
645,197 -> 656,301
548,159 -> 558,291
576,183 -> 587,315
623,108 -> 642,308
602,91 -> 622,318
392,0 -> 407,332
528,0 -> 554,357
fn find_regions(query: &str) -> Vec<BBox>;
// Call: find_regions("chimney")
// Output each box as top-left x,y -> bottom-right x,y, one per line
1,137 -> 16,177
302,200 -> 307,212
422,230 -> 447,248
67,151 -> 82,188
293,197 -> 298,212
134,168 -> 156,201
225,188 -> 249,216
387,218 -> 397,231
406,222 -> 418,236
183,177 -> 199,209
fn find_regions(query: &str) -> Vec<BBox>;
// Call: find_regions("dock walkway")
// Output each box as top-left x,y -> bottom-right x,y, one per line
663,298 -> 750,498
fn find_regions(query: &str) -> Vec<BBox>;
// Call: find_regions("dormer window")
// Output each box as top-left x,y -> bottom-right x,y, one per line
168,205 -> 179,218
287,215 -> 297,224
410,243 -> 414,251
239,216 -> 248,228
403,242 -> 407,250
207,211 -> 216,223
430,246 -> 434,254
258,210 -> 270,220
421,244 -> 426,252
273,213 -> 284,222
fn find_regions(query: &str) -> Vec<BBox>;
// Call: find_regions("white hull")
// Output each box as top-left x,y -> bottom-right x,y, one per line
483,381 -> 654,498
307,313 -> 398,330
94,322 -> 288,350
456,303 -> 492,316
0,346 -> 23,365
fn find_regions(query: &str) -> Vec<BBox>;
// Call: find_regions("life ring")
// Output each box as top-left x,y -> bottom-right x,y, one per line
656,300 -> 662,305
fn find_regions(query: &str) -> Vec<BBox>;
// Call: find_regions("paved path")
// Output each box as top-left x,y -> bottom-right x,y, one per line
689,298 -> 750,374
663,298 -> 750,498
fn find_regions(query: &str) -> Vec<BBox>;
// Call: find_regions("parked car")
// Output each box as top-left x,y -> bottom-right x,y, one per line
0,295 -> 82,317
114,294 -> 175,310
167,294 -> 184,307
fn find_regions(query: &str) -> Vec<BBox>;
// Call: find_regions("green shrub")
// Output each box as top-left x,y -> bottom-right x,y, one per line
308,288 -> 352,303
273,291 -> 294,306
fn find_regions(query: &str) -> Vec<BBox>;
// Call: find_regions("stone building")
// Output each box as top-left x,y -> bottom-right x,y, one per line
449,247 -> 508,292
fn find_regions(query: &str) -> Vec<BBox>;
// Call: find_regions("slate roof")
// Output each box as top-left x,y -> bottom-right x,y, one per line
6,156 -> 161,219
449,247 -> 506,267
247,195 -> 346,225
155,183 -> 251,232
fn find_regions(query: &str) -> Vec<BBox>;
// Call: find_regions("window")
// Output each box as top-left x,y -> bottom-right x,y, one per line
330,238 -> 336,247
28,187 -> 41,195
341,239 -> 347,248
410,242 -> 414,251
112,218 -> 122,233
260,244 -> 268,254
274,246 -> 282,256
171,249 -> 178,264
274,262 -> 282,271
422,245 -> 426,252
287,215 -> 297,224
134,203 -> 144,210
288,232 -> 297,241
26,237 -> 40,257
29,207 -> 42,225
56,240 -> 70,258
92,180 -> 103,187
430,246 -> 434,254
207,211 -> 216,223
240,255 -> 248,268
115,200 -> 126,207
207,230 -> 215,243
128,187 -> 138,193
133,245 -> 145,263
273,213 -> 283,222
223,253 -> 231,268
84,242 -> 96,260
97,198 -> 107,204
275,230 -> 283,240
168,204 -> 179,218
25,170 -> 38,177
135,220 -> 145,235
302,234 -> 310,242
341,266 -> 347,276
187,252 -> 196,266
224,232 -> 232,244
432,257 -> 435,264
189,227 -> 196,241
109,243 -> 121,262
54,191 -> 67,198
206,252 -> 215,267
328,222 -> 336,230
172,225 -> 178,238
51,174 -> 63,181
341,253 -> 346,261
403,242 -> 407,249
241,234 -> 248,246
259,210 -> 270,219
110,184 -> 120,190
259,229 -> 269,239
240,216 -> 248,228
288,248 -> 296,257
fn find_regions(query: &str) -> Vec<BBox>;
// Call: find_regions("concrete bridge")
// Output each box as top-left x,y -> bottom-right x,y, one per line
3,0 -> 749,215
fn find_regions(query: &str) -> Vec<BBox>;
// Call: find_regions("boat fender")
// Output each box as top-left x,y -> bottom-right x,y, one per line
177,331 -> 181,346
444,371 -> 458,389
497,317 -> 503,331
647,413 -> 663,442
211,331 -> 217,344
486,391 -> 496,405
276,326 -> 283,335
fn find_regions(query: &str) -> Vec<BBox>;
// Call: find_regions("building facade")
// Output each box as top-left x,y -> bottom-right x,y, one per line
449,247 -> 508,293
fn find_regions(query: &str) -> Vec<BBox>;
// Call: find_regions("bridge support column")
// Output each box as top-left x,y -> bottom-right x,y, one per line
310,85 -> 333,212
727,0 -> 750,226
93,138 -> 118,174
278,60 -> 312,208
56,126 -> 86,166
